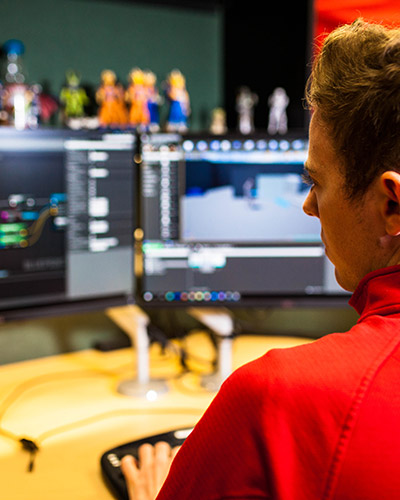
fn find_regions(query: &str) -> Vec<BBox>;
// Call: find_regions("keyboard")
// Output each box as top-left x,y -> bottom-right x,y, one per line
100,427 -> 193,500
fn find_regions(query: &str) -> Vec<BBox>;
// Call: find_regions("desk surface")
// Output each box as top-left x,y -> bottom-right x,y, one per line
0,331 -> 312,500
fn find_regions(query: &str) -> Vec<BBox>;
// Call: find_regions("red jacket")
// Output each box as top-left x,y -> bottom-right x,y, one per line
157,265 -> 400,500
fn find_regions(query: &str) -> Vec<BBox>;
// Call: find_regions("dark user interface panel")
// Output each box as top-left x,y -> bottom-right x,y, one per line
0,130 -> 136,317
139,134 -> 347,306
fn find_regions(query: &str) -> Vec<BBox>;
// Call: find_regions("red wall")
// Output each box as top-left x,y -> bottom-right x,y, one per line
314,0 -> 400,42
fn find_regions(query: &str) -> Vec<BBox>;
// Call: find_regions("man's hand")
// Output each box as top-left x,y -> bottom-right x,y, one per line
121,441 -> 180,500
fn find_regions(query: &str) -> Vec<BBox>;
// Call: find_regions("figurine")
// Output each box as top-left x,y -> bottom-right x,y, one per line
144,69 -> 161,132
95,69 -> 128,128
0,81 -> 7,123
165,69 -> 190,132
125,68 -> 150,130
26,83 -> 41,128
30,84 -> 58,126
1,39 -> 31,129
59,70 -> 90,127
267,87 -> 289,135
236,86 -> 258,134
209,107 -> 227,135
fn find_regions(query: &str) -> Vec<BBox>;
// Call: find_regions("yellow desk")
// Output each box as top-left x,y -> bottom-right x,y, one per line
0,332 -> 312,500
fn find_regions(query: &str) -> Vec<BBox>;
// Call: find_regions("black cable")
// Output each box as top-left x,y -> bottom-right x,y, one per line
20,438 -> 39,472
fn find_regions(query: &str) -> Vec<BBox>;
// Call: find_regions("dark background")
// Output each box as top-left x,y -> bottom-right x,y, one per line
223,0 -> 313,131
129,0 -> 314,131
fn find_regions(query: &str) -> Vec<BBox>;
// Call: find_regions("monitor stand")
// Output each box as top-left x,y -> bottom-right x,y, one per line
106,305 -> 168,399
188,307 -> 234,392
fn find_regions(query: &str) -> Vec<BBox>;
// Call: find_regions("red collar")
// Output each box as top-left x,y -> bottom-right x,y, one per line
350,265 -> 400,320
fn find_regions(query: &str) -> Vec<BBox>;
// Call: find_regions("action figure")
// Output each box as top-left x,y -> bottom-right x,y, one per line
1,39 -> 31,129
236,86 -> 258,134
209,107 -> 227,135
30,84 -> 58,127
125,68 -> 150,129
165,69 -> 190,132
144,70 -> 161,132
95,69 -> 128,128
0,81 -> 7,123
267,87 -> 289,135
59,70 -> 90,127
26,83 -> 41,128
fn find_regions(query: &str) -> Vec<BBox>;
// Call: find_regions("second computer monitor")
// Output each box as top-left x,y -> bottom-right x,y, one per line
139,133 -> 347,307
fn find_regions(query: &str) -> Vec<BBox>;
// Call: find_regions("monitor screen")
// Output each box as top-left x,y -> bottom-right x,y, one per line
0,128 -> 136,320
138,133 -> 348,307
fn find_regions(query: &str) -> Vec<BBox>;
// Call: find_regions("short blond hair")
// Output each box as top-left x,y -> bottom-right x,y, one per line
306,19 -> 400,198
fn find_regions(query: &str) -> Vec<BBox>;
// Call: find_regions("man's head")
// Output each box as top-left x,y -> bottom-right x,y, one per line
306,18 -> 400,200
303,19 -> 400,292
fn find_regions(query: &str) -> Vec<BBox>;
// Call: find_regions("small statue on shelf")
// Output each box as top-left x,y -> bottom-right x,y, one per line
26,83 -> 42,128
96,69 -> 127,128
267,87 -> 289,135
0,80 -> 7,123
165,69 -> 190,132
125,68 -> 150,130
1,39 -> 31,129
59,70 -> 90,128
144,69 -> 161,132
210,107 -> 227,135
236,86 -> 258,134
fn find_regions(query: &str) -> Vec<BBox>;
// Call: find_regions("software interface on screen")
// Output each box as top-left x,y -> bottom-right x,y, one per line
0,130 -> 136,317
139,134 -> 347,306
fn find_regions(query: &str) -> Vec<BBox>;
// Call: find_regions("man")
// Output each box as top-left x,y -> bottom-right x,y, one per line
122,19 -> 400,499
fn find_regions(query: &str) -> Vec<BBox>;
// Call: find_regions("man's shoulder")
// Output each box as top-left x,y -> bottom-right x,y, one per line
228,320 -> 395,399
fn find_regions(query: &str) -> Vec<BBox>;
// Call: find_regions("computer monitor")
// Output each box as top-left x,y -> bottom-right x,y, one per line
0,128 -> 136,320
138,132 -> 349,307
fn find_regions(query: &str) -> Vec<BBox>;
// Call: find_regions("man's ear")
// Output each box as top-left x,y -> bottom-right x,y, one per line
380,171 -> 400,236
